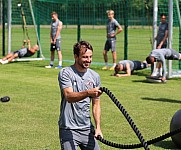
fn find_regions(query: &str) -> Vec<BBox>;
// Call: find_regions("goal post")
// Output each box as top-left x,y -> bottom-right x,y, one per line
7,0 -> 45,61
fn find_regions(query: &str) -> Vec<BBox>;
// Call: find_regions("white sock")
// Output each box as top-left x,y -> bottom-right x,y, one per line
113,63 -> 116,67
159,68 -> 162,76
105,63 -> 108,67
50,61 -> 54,66
151,68 -> 158,76
59,61 -> 62,66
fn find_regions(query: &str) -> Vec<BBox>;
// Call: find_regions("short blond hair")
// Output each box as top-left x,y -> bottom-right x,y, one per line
106,10 -> 114,14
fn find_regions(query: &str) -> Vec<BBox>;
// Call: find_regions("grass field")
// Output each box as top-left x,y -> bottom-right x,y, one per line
0,27 -> 181,150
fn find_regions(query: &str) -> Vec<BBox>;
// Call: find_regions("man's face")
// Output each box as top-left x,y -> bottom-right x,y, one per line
115,64 -> 123,73
51,14 -> 57,21
75,48 -> 92,69
107,12 -> 114,19
161,15 -> 166,23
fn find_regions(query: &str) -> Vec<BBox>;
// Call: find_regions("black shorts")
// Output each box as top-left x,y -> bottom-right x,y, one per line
133,61 -> 147,70
104,40 -> 116,52
166,49 -> 180,60
50,39 -> 61,51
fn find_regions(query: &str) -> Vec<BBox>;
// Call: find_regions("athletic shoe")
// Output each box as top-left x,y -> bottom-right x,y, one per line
109,66 -> 115,71
45,64 -> 53,68
102,66 -> 109,70
55,65 -> 62,69
1,60 -> 8,64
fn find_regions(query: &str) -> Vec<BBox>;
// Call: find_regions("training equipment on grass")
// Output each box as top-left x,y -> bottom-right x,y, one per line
145,76 -> 167,83
97,87 -> 181,149
170,109 -> 181,148
0,96 -> 10,102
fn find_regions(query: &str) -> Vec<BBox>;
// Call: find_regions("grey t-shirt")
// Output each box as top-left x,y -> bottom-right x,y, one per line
107,18 -> 120,40
58,65 -> 101,129
51,19 -> 61,40
149,48 -> 172,78
157,22 -> 168,46
118,60 -> 134,71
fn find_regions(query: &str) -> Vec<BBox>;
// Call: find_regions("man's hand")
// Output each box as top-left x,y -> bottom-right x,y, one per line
88,87 -> 102,98
27,39 -> 30,43
161,77 -> 166,82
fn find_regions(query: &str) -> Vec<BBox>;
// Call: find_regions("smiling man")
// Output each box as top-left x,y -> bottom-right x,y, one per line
58,41 -> 103,150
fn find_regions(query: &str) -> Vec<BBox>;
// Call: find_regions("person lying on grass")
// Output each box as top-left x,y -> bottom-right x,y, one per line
0,40 -> 39,64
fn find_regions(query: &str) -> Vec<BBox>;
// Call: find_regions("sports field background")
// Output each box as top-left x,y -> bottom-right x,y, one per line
0,0 -> 181,149
0,28 -> 181,149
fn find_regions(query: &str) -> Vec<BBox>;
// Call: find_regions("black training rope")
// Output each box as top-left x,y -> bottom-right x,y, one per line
98,87 -> 181,149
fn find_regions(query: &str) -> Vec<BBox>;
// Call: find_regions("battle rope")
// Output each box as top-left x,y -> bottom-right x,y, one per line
99,87 -> 149,150
98,87 -> 181,149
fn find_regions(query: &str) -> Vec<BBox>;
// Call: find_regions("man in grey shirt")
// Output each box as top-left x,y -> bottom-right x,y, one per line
146,48 -> 181,81
113,60 -> 148,77
155,13 -> 168,49
45,11 -> 63,69
58,41 -> 103,150
102,10 -> 122,71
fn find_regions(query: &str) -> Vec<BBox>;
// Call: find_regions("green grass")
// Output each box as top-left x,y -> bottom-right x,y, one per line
0,27 -> 181,149
0,60 -> 181,150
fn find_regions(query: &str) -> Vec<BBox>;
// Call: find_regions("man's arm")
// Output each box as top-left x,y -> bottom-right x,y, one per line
92,98 -> 103,137
50,27 -> 53,43
53,21 -> 62,44
22,40 -> 27,48
115,25 -> 123,36
159,54 -> 167,80
63,87 -> 102,103
27,40 -> 31,50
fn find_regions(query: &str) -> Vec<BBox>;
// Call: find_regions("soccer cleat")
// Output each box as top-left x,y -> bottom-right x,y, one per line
55,65 -> 62,69
102,66 -> 109,70
45,64 -> 53,68
109,66 -> 115,71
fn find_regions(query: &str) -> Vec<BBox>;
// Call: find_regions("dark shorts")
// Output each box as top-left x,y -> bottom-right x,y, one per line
13,48 -> 28,58
104,40 -> 116,52
133,61 -> 147,70
50,39 -> 61,51
166,49 -> 180,60
59,128 -> 100,150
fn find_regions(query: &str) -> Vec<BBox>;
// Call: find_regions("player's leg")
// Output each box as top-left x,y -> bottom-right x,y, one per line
109,40 -> 117,70
79,129 -> 100,150
59,129 -> 79,150
55,39 -> 62,69
2,53 -> 14,61
8,53 -> 19,62
45,43 -> 55,68
169,49 -> 181,60
1,53 -> 18,64
102,40 -> 109,70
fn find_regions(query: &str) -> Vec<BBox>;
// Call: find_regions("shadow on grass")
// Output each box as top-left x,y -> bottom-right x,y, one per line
152,140 -> 179,150
141,97 -> 181,104
132,71 -> 149,77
